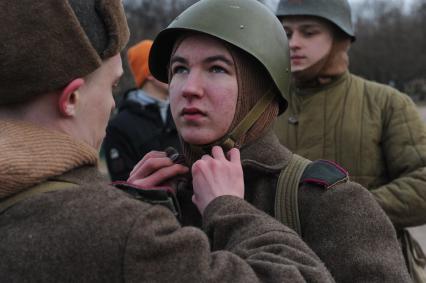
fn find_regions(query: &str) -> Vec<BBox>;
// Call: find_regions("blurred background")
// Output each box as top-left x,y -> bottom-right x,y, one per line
120,0 -> 426,105
117,0 -> 426,249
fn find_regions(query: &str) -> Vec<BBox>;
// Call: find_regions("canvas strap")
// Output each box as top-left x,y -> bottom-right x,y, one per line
193,88 -> 276,154
274,154 -> 311,236
0,181 -> 77,214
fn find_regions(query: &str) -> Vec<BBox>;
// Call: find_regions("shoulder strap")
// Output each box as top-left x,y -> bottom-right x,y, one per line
274,154 -> 311,236
0,181 -> 77,214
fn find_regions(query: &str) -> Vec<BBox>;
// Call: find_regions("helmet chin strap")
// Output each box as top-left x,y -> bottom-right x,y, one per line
189,87 -> 276,155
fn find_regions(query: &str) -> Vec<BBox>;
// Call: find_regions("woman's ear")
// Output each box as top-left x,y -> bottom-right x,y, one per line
58,78 -> 84,117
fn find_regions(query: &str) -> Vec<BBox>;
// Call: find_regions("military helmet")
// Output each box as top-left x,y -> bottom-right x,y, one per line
149,0 -> 290,113
276,0 -> 355,40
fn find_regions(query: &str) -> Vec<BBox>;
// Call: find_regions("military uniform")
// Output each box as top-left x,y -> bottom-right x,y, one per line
0,120 -> 335,282
147,0 -> 411,281
274,72 -> 426,228
177,129 -> 411,283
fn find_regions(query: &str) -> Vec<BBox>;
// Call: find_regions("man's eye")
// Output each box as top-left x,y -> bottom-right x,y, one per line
304,30 -> 318,37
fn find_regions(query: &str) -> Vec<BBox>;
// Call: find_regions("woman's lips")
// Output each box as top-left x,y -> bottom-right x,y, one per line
181,107 -> 206,121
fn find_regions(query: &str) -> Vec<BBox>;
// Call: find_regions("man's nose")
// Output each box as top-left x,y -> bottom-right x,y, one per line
289,32 -> 302,49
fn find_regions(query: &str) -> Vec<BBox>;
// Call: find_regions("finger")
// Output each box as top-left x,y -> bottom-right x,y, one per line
131,164 -> 189,187
211,146 -> 226,160
191,194 -> 198,207
128,157 -> 174,182
130,151 -> 166,176
201,154 -> 213,161
227,148 -> 241,163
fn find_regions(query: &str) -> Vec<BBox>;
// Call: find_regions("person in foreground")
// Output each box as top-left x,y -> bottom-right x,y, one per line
0,0 -> 339,282
130,0 -> 411,282
274,0 -> 426,281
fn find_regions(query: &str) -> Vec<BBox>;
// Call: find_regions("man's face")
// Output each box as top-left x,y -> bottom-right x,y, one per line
169,34 -> 238,145
76,54 -> 123,149
282,16 -> 333,72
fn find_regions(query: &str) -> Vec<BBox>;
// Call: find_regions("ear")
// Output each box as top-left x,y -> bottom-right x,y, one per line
58,78 -> 84,117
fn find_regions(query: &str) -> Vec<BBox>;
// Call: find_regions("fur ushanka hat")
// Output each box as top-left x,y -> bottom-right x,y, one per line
0,0 -> 130,105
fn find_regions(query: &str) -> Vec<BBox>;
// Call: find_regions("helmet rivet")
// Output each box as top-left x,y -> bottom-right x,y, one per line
240,25 -> 245,29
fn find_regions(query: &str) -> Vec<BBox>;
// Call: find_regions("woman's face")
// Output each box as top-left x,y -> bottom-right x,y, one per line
282,16 -> 334,72
169,34 -> 238,145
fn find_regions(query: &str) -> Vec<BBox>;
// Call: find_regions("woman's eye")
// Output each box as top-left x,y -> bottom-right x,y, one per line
172,66 -> 188,75
210,66 -> 226,73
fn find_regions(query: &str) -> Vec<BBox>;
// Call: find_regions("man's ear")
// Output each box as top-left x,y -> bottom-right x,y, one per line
58,78 -> 84,117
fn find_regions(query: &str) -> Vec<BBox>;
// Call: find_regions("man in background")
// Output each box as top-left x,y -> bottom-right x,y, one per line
103,40 -> 180,181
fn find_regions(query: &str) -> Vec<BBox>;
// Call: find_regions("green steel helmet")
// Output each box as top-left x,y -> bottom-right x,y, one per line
276,0 -> 355,40
149,0 -> 290,113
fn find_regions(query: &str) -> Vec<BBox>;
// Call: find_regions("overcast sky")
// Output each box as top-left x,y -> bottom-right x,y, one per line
265,0 -> 417,12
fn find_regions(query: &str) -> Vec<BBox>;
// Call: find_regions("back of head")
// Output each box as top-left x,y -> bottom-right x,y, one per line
127,40 -> 153,88
276,0 -> 355,41
0,0 -> 130,105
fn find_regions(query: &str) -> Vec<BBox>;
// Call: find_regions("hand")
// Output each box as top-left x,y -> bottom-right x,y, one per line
127,151 -> 189,191
191,146 -> 244,215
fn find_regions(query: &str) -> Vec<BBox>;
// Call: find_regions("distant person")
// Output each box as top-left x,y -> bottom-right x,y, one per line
274,0 -> 426,281
103,40 -> 180,181
129,0 -> 411,282
0,0 -> 335,281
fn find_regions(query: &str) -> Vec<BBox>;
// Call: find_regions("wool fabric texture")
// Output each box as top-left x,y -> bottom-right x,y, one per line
0,120 -> 98,198
127,40 -> 154,88
0,0 -> 129,105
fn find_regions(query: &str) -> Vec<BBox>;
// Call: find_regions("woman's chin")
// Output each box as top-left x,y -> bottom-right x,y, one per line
181,133 -> 218,146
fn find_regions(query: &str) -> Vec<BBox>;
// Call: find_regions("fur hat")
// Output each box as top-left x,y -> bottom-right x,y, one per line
0,0 -> 130,105
127,40 -> 153,88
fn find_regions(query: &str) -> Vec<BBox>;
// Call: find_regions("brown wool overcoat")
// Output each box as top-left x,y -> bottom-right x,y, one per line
0,167 -> 336,282
178,130 -> 412,283
0,119 -> 337,282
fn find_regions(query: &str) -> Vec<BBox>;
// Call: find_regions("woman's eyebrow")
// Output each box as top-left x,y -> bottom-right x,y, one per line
170,56 -> 187,65
204,55 -> 233,66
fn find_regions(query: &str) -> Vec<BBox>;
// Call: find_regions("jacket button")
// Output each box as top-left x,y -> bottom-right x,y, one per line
288,116 -> 298,125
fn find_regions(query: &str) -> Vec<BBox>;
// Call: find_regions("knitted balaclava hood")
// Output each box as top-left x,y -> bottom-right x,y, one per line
0,0 -> 129,105
171,35 -> 280,165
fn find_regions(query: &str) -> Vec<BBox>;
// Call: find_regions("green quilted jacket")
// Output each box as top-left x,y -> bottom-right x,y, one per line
274,72 -> 426,228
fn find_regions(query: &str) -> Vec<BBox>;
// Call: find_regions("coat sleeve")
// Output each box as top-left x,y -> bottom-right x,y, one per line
123,196 -> 334,283
299,182 -> 411,283
370,91 -> 426,228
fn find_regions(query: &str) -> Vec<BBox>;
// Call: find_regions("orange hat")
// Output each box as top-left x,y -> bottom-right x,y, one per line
127,40 -> 153,88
